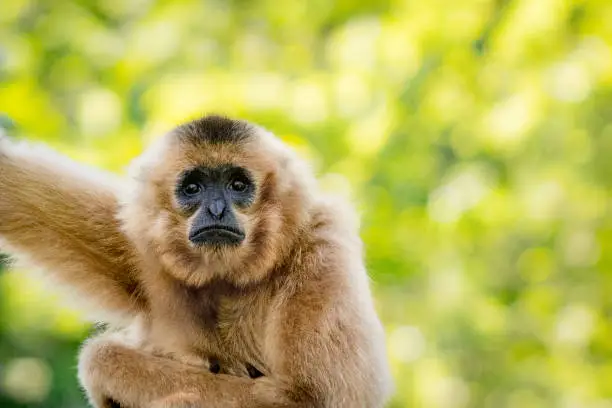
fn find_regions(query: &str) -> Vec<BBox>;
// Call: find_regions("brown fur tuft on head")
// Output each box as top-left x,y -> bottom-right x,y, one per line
119,115 -> 315,288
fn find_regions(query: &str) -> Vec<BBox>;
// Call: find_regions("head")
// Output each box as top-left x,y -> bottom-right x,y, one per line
120,115 -> 315,287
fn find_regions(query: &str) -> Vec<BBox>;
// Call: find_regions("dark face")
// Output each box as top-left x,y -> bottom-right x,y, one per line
175,165 -> 255,247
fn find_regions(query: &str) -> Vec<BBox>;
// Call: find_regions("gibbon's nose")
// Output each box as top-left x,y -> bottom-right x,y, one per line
208,198 -> 226,219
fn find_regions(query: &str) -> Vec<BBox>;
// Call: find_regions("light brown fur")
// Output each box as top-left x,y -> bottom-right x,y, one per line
0,116 -> 392,407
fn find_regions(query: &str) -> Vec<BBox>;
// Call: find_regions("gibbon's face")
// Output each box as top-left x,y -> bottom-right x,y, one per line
125,115 -> 312,287
175,164 -> 255,247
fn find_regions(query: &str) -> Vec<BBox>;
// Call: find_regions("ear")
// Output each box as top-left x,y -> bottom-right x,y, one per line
126,133 -> 175,182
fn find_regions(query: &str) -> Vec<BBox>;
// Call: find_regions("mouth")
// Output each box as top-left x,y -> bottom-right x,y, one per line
189,225 -> 245,246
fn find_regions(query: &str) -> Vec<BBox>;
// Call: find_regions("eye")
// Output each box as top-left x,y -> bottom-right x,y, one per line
182,183 -> 202,196
229,179 -> 248,193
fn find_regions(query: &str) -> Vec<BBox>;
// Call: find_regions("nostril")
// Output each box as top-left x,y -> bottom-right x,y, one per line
208,199 -> 226,218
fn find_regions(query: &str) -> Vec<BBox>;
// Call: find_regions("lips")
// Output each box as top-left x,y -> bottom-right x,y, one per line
189,225 -> 245,246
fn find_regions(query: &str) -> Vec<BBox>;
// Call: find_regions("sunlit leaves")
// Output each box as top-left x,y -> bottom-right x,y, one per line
1,0 -> 612,407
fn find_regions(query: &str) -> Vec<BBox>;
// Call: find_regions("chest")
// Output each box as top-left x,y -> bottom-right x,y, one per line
146,286 -> 273,377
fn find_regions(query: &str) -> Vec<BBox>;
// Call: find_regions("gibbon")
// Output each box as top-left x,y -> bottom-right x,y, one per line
0,115 -> 393,408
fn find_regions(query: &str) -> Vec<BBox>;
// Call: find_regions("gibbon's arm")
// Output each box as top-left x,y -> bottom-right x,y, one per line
0,137 -> 142,320
79,338 -> 271,408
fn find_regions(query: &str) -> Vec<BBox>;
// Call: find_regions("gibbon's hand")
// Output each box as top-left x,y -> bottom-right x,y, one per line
143,345 -> 211,370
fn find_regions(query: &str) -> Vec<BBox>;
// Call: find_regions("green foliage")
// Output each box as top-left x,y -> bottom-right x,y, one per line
1,0 -> 612,407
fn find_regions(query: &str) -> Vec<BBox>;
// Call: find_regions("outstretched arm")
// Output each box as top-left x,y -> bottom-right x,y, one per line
0,137 -> 143,321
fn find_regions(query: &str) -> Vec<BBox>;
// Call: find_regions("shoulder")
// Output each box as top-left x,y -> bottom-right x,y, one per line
273,194 -> 369,310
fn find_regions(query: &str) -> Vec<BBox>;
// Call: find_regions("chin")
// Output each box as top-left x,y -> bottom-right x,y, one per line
170,244 -> 244,286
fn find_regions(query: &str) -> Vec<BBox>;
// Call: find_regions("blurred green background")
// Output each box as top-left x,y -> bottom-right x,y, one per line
1,0 -> 612,407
